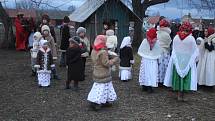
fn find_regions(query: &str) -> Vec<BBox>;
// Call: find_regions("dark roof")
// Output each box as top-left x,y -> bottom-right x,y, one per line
69,0 -> 141,23
36,10 -> 71,20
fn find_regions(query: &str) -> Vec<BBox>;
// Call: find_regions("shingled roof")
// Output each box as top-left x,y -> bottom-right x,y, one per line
69,0 -> 140,23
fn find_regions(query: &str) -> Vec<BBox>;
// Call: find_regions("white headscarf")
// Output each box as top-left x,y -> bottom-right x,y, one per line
40,39 -> 48,46
120,37 -> 131,49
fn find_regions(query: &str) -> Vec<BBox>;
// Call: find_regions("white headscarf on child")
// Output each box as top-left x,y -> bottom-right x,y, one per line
33,32 -> 42,41
120,36 -> 131,49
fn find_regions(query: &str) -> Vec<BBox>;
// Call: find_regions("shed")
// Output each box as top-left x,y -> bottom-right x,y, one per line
69,0 -> 141,44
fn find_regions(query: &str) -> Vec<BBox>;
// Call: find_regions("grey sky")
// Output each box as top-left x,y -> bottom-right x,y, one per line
2,0 -> 215,19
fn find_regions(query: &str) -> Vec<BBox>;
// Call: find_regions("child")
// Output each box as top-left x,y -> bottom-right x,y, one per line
156,19 -> 172,84
106,29 -> 118,52
65,36 -> 85,91
30,32 -> 43,76
35,39 -> 55,87
87,35 -> 118,111
164,21 -> 199,101
119,36 -> 134,82
138,28 -> 162,93
76,27 -> 90,80
41,25 -> 60,80
106,29 -> 118,71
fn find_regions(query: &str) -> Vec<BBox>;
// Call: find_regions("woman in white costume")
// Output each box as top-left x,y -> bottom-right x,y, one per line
198,27 -> 215,88
157,19 -> 172,83
164,21 -> 199,101
138,28 -> 162,93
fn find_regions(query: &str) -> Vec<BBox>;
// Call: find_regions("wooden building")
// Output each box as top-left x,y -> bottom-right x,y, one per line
69,0 -> 141,44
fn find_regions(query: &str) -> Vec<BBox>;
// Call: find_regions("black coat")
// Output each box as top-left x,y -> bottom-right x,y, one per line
66,47 -> 84,81
120,47 -> 133,67
60,25 -> 70,50
36,48 -> 54,70
205,42 -> 214,52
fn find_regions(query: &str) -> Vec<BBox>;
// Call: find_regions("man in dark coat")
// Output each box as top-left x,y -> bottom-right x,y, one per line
59,16 -> 71,67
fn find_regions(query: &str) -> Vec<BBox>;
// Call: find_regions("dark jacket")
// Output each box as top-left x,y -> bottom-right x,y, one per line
36,48 -> 54,70
120,47 -> 134,67
66,47 -> 84,81
205,42 -> 214,52
60,24 -> 70,50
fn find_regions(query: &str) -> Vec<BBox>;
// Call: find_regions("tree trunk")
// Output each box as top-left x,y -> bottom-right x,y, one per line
132,0 -> 143,49
0,2 -> 15,49
132,0 -> 170,49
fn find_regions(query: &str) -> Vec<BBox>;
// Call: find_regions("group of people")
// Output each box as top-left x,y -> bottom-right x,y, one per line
16,12 -> 215,111
138,19 -> 215,102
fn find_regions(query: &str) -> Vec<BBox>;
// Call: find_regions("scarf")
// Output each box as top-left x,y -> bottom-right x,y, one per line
93,35 -> 107,52
146,28 -> 157,50
177,21 -> 192,40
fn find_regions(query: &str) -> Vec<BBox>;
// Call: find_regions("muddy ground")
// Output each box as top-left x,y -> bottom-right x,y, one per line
0,49 -> 215,121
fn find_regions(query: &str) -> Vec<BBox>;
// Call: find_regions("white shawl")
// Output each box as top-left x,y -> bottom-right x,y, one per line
171,35 -> 199,78
138,39 -> 162,59
156,27 -> 172,53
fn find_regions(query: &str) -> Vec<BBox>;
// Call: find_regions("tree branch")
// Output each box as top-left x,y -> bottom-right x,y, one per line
142,0 -> 170,8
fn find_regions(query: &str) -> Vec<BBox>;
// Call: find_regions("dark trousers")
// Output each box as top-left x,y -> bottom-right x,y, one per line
82,57 -> 86,80
60,52 -> 66,66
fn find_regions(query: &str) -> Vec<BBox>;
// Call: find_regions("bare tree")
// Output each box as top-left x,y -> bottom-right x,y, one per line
0,2 -> 14,48
68,5 -> 76,13
16,0 -> 34,9
132,0 -> 169,47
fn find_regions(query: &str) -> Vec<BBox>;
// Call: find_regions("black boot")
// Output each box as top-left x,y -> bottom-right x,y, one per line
31,70 -> 36,77
90,102 -> 101,111
147,86 -> 154,93
51,68 -> 60,80
142,85 -> 148,92
72,80 -> 80,91
65,80 -> 71,89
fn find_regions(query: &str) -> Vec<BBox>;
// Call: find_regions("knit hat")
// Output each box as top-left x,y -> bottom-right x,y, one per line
33,32 -> 42,41
42,14 -> 50,22
17,11 -> 24,16
76,27 -> 86,34
159,19 -> 170,28
41,25 -> 50,33
69,36 -> 81,45
106,29 -> 115,36
63,16 -> 70,23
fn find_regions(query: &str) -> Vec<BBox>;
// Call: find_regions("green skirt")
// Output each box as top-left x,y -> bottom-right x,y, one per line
172,65 -> 191,91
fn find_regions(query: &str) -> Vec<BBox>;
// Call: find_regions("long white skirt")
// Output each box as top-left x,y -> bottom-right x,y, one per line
37,70 -> 51,87
87,81 -> 117,104
198,50 -> 215,86
158,52 -> 170,83
139,58 -> 159,87
119,67 -> 132,80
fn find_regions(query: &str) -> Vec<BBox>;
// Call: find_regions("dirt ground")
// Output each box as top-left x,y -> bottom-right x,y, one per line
0,49 -> 215,121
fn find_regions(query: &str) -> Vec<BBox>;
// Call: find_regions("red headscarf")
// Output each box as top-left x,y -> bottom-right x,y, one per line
146,28 -> 157,50
159,19 -> 170,28
177,21 -> 192,40
93,35 -> 107,52
207,27 -> 215,37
